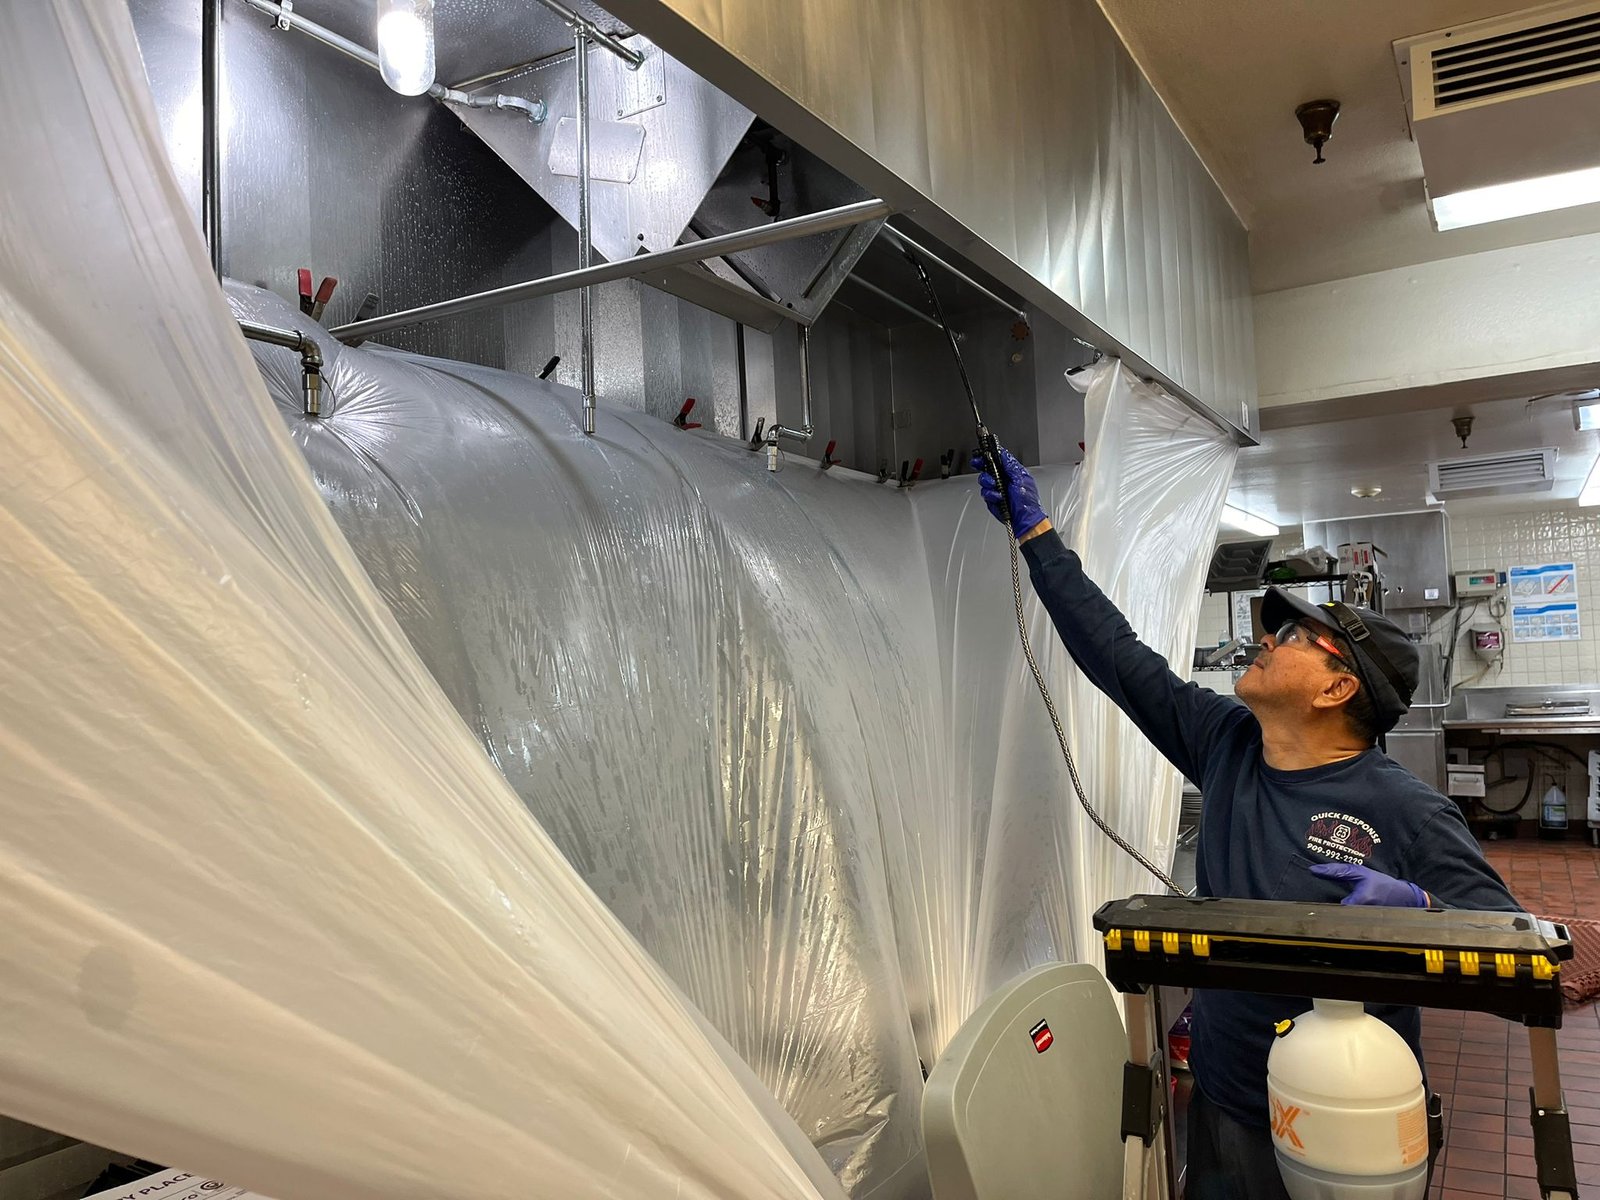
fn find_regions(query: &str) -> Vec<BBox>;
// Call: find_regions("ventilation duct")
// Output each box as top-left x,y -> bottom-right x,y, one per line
1396,2 -> 1600,201
1426,447 -> 1559,500
252,1 -> 880,332
451,41 -> 880,332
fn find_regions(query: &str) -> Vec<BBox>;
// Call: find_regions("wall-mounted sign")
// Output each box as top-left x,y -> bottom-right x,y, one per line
1509,563 -> 1579,643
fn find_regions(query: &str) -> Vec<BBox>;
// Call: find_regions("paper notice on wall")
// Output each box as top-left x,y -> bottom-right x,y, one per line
1232,589 -> 1265,641
1509,562 -> 1580,643
84,1169 -> 271,1200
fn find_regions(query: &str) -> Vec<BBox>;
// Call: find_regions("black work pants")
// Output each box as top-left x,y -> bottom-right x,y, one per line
1184,1083 -> 1291,1200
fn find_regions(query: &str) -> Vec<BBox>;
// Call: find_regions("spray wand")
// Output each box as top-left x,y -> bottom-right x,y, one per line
900,247 -> 1185,895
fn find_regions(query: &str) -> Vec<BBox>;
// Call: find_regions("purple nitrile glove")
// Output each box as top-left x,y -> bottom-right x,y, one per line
1311,861 -> 1431,908
970,446 -> 1050,538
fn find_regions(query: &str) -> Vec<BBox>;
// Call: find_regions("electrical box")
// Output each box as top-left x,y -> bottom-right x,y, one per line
1454,569 -> 1502,597
1447,764 -> 1486,798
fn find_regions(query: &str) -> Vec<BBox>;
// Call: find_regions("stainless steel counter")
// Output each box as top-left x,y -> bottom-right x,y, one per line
1442,684 -> 1600,737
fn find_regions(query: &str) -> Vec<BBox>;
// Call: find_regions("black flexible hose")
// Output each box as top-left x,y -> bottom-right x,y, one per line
899,242 -> 1186,896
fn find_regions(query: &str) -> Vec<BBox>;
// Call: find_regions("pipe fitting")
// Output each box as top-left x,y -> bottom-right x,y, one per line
238,319 -> 325,417
435,87 -> 547,123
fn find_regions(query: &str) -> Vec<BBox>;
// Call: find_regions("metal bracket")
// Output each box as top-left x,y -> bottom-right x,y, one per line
274,0 -> 292,31
1119,1055 -> 1163,1146
1530,1094 -> 1579,1198
617,40 -> 666,119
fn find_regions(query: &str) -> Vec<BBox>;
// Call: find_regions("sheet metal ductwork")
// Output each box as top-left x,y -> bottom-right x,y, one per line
450,40 -> 880,332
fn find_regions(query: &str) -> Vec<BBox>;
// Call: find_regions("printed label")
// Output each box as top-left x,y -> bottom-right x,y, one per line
1305,811 -> 1381,864
1397,1099 -> 1428,1166
1270,1096 -> 1305,1152
1029,1019 -> 1053,1053
84,1171 -> 262,1200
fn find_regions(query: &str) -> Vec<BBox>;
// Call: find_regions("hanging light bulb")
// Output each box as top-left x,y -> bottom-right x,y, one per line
376,0 -> 435,96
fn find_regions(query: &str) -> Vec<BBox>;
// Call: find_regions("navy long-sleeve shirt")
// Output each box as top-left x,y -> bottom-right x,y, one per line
1020,530 -> 1519,1128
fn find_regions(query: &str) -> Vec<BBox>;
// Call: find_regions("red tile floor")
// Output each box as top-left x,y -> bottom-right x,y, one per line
1425,838 -> 1600,1199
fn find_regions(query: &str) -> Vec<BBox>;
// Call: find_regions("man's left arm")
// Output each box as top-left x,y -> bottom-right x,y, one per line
1402,805 -> 1522,912
1311,802 -> 1521,911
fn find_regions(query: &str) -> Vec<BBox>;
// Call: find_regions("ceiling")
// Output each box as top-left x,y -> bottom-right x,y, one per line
1226,389 -> 1599,527
1098,0 -> 1600,293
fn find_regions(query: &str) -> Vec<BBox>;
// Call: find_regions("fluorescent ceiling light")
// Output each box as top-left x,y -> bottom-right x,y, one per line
1581,453 -> 1600,508
1220,504 -> 1280,538
1431,166 -> 1600,231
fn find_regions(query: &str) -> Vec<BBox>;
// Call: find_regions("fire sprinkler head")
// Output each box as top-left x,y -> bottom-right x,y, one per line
1452,414 -> 1474,449
1294,99 -> 1341,165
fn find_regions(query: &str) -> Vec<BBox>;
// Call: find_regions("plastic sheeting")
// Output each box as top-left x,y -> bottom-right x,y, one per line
234,274 -> 1235,1193
0,1 -> 1235,1195
0,5 -> 844,1199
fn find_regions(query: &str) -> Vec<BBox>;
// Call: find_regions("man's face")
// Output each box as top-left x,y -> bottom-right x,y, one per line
1235,620 -> 1358,720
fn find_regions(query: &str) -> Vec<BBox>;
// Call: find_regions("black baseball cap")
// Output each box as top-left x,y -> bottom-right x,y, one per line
1259,587 -> 1420,733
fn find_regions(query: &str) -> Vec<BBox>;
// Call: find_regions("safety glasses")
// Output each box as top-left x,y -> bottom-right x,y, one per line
1272,620 -> 1350,668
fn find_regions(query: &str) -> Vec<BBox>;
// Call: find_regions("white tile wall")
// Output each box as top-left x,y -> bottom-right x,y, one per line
1197,591 -> 1233,646
1447,506 -> 1600,688
1195,509 -> 1600,688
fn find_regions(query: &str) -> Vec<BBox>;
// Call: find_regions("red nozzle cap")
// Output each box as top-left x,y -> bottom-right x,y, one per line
911,458 -> 924,479
297,268 -> 313,298
824,440 -> 836,459
677,398 -> 696,419
315,276 -> 339,303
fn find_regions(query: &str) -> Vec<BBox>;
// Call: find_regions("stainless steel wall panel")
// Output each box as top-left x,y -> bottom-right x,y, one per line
602,0 -> 1257,435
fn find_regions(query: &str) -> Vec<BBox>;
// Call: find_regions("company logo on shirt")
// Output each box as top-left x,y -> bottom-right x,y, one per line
1305,811 -> 1381,864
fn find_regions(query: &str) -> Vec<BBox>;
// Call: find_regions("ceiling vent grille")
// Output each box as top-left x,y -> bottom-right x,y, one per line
1427,448 -> 1559,500
1429,7 -> 1600,110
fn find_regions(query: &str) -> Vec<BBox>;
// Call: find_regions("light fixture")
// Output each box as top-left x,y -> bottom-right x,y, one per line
1350,485 -> 1382,500
1220,503 -> 1280,538
1581,453 -> 1600,508
1430,165 -> 1600,231
1575,395 -> 1600,433
377,0 -> 435,97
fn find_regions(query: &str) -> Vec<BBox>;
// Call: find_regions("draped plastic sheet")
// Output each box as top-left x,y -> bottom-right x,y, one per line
0,3 -> 1236,1196
0,5 -> 844,1200
903,364 -> 1236,1054
227,286 -> 933,1199
235,274 -> 1235,1193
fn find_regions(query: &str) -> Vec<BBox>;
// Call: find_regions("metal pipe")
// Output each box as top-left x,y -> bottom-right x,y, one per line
528,0 -> 643,68
239,320 -> 324,417
840,274 -> 942,329
880,224 -> 1026,321
576,31 -> 595,436
767,325 -> 814,444
201,0 -> 223,278
1529,1026 -> 1565,1111
330,199 -> 892,341
241,0 -> 545,121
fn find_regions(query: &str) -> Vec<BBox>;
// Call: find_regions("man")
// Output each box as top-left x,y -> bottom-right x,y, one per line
973,447 -> 1519,1199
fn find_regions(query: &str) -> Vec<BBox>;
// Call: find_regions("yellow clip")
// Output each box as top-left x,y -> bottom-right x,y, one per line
1106,928 -> 1123,951
1162,931 -> 1180,954
1273,1019 -> 1295,1037
1191,934 -> 1211,957
1424,949 -> 1444,975
1134,929 -> 1151,953
1459,951 -> 1480,977
1533,957 -> 1555,981
1496,953 -> 1516,979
